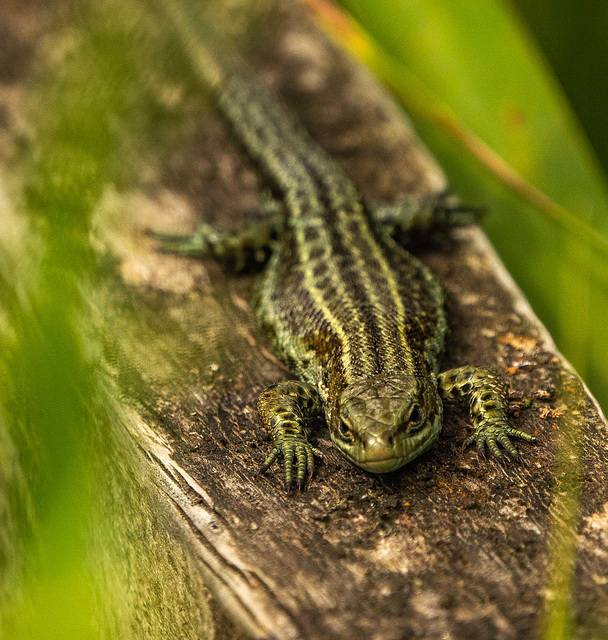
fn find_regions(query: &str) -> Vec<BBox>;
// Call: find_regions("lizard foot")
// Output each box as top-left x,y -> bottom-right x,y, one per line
465,418 -> 536,460
147,224 -> 214,257
436,202 -> 488,226
256,434 -> 323,492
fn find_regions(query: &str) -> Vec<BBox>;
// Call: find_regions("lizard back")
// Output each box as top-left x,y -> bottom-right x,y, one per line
219,75 -> 447,428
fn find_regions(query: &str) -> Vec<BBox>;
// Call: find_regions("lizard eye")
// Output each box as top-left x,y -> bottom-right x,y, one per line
405,405 -> 427,432
408,405 -> 421,424
339,421 -> 354,441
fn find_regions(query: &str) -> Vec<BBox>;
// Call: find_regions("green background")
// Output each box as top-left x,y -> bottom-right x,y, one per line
513,0 -> 608,175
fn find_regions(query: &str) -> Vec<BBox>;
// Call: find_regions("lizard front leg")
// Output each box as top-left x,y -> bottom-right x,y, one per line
438,366 -> 536,459
257,381 -> 323,491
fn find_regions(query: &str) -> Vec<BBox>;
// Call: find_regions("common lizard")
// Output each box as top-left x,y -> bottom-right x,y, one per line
152,4 -> 535,491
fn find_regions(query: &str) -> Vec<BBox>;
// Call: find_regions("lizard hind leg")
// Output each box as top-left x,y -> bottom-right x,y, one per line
256,381 -> 323,492
438,366 -> 536,460
149,223 -> 212,256
370,189 -> 486,240
150,217 -> 279,272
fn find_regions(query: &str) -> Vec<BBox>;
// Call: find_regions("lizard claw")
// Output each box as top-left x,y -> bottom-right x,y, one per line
256,444 -> 281,479
256,436 -> 321,492
465,418 -> 535,461
147,226 -> 213,257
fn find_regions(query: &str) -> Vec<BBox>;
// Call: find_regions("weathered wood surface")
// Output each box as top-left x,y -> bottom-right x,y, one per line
3,1 -> 608,638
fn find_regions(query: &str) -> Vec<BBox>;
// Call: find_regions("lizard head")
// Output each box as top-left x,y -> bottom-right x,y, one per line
331,373 -> 442,473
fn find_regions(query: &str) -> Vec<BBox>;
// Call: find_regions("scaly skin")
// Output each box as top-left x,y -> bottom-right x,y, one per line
154,72 -> 535,490
256,381 -> 323,491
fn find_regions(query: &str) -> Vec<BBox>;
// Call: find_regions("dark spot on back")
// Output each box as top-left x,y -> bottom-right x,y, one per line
309,246 -> 325,261
304,226 -> 320,242
313,263 -> 328,278
347,219 -> 361,235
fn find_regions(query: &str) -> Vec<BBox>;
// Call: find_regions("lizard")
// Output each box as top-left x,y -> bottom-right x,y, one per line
151,1 -> 536,492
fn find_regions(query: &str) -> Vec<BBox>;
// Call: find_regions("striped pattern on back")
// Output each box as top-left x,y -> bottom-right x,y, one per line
218,75 -> 446,409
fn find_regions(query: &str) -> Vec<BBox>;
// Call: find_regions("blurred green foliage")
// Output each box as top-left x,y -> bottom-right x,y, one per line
511,0 -> 608,174
0,0 -> 148,635
0,1 -> 212,638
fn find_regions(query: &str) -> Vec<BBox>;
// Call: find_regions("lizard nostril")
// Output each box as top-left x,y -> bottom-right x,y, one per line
386,434 -> 394,447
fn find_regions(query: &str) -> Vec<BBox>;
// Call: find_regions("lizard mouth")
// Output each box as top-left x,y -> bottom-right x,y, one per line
351,457 -> 407,473
335,414 -> 442,474
340,442 -> 409,473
